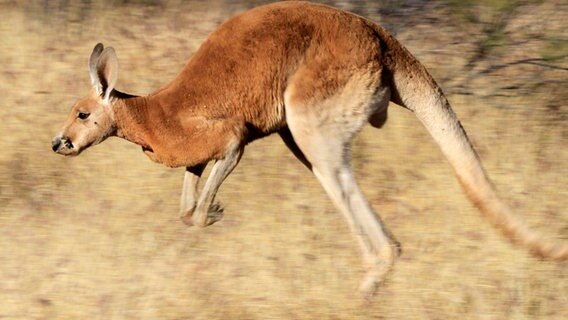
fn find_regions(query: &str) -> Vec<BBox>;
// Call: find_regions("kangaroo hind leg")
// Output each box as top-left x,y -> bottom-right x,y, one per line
284,96 -> 399,297
279,126 -> 312,170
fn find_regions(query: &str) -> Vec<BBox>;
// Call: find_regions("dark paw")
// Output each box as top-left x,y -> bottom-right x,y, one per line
181,202 -> 224,227
206,203 -> 224,225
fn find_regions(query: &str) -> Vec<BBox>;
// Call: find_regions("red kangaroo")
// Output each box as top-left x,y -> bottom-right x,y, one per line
52,1 -> 567,296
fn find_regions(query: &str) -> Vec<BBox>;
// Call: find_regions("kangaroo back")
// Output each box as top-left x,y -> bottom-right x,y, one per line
373,24 -> 568,260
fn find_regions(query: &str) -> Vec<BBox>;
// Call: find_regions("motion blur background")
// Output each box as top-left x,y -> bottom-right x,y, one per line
0,0 -> 566,319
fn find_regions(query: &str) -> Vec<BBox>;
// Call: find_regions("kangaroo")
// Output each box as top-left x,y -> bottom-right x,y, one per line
51,1 -> 568,296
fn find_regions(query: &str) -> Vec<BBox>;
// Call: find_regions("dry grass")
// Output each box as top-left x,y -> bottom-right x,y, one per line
0,0 -> 566,319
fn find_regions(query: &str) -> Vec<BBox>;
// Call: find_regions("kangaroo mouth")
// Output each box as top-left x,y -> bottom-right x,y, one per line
64,139 -> 74,150
52,136 -> 78,156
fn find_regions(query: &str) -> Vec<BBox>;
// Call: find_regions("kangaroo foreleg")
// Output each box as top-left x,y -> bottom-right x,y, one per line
182,142 -> 243,228
179,164 -> 207,223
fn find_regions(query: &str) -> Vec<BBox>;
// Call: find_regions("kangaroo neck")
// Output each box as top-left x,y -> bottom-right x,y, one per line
112,92 -> 155,150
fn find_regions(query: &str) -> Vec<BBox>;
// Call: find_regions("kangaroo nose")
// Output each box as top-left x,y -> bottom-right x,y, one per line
52,136 -> 62,152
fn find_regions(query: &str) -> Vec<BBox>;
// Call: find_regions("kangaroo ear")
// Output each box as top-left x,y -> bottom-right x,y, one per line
89,43 -> 104,87
96,47 -> 119,102
89,44 -> 119,103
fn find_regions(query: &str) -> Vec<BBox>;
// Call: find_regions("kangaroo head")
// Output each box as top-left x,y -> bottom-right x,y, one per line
52,43 -> 119,156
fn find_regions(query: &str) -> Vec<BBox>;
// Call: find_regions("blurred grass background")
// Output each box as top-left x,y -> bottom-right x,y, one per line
0,0 -> 566,319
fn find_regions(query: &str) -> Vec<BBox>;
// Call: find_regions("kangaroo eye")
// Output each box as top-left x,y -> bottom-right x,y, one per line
77,112 -> 90,120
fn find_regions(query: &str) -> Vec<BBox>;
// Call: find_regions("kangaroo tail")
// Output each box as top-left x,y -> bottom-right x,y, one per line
374,25 -> 568,260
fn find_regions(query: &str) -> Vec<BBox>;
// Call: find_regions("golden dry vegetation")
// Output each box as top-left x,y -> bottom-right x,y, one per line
0,0 -> 566,319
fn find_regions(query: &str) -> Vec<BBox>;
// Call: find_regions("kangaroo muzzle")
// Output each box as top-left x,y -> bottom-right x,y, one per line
52,135 -> 74,153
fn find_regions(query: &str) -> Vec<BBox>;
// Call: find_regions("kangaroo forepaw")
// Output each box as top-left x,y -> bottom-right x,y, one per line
181,203 -> 224,227
203,203 -> 224,226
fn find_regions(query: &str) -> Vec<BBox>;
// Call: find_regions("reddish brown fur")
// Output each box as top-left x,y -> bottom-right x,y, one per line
110,2 -> 402,168
56,1 -> 421,168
